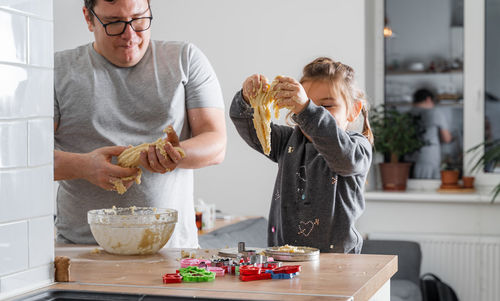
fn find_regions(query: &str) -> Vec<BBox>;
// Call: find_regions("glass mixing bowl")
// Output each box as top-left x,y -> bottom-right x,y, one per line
87,207 -> 177,255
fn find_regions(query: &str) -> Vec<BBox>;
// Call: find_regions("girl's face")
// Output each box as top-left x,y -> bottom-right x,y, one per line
302,80 -> 353,130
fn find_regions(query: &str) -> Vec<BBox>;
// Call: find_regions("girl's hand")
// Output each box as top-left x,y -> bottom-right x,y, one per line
242,74 -> 270,103
273,76 -> 309,114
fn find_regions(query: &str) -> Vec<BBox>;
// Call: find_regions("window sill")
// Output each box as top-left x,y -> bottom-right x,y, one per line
365,189 -> 495,204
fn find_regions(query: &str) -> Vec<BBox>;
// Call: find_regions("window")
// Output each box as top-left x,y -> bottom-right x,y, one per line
384,0 -> 463,180
367,0 -> 500,190
485,0 -> 500,174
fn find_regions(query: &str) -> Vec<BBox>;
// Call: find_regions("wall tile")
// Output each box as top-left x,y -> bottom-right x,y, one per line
0,264 -> 52,298
29,18 -> 53,67
0,10 -> 26,64
0,121 -> 27,168
0,169 -> 30,223
0,0 -> 54,297
27,165 -> 54,218
0,166 -> 53,224
0,221 -> 28,276
25,68 -> 53,117
0,64 -> 53,119
28,119 -> 53,166
0,0 -> 53,20
0,64 -> 28,117
28,216 -> 54,268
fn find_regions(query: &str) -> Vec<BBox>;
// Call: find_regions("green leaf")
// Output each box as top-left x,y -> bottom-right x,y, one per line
466,139 -> 500,203
370,105 -> 426,161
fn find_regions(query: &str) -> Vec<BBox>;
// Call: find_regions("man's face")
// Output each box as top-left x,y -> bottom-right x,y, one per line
84,0 -> 151,67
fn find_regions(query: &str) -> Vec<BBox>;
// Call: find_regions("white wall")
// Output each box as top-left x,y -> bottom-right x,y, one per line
53,0 -> 367,218
385,0 -> 457,68
0,0 -> 55,298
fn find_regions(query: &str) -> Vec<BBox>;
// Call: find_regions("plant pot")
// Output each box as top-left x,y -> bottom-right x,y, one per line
379,162 -> 412,191
462,176 -> 475,188
440,170 -> 459,188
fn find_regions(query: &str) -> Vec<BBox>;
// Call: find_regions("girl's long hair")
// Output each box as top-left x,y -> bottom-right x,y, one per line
299,57 -> 374,145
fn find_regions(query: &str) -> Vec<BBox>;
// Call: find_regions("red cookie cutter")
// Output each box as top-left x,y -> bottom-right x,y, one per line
238,265 -> 273,281
162,273 -> 182,284
239,273 -> 272,281
273,265 -> 302,274
239,265 -> 261,276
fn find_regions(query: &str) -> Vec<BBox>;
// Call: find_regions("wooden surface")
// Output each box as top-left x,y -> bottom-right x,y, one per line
437,187 -> 476,193
31,245 -> 399,301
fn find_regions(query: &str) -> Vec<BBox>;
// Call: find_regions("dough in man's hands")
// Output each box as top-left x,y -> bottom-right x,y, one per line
113,126 -> 186,194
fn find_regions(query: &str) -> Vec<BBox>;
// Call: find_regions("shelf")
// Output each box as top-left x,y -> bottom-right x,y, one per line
385,100 -> 463,107
386,70 -> 463,76
365,189 -> 495,204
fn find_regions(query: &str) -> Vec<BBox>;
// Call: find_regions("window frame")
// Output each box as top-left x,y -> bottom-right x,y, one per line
369,0 -> 500,191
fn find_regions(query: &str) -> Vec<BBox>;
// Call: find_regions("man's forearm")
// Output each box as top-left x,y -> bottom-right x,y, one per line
178,131 -> 226,169
54,150 -> 87,181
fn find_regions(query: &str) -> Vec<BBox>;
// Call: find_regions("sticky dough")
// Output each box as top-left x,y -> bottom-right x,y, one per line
248,77 -> 284,156
113,126 -> 186,194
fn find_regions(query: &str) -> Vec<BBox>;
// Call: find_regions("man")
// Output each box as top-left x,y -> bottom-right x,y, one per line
54,0 -> 226,248
408,89 -> 452,179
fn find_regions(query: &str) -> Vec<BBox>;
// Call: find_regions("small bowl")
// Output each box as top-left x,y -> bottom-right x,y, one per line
88,207 -> 177,255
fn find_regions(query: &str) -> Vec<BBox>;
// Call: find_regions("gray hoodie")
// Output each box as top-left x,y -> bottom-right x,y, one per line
230,91 -> 372,253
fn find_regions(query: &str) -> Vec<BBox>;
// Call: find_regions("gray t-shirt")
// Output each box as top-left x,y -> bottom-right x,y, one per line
230,91 -> 372,253
408,107 -> 448,179
54,41 -> 224,247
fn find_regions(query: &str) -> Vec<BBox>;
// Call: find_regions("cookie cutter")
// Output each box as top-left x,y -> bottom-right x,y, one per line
162,273 -> 182,284
238,242 -> 256,259
180,258 -> 211,268
178,266 -> 215,282
206,266 -> 225,277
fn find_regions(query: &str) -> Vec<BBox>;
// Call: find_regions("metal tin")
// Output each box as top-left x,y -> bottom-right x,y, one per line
250,254 -> 265,265
217,247 -> 264,258
263,246 -> 320,261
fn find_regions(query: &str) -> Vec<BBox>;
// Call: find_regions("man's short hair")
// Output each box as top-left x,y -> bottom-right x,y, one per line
84,0 -> 150,10
84,0 -> 114,11
84,0 -> 150,22
413,88 -> 435,104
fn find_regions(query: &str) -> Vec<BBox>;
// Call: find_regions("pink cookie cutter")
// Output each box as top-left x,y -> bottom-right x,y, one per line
180,258 -> 211,268
207,266 -> 225,277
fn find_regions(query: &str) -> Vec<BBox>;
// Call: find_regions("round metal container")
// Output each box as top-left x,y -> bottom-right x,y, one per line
263,246 -> 320,261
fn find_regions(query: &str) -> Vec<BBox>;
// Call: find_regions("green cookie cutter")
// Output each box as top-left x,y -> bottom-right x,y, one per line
178,266 -> 216,282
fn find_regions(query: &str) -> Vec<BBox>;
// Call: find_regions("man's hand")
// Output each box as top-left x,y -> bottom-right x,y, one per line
82,146 -> 140,191
139,128 -> 184,173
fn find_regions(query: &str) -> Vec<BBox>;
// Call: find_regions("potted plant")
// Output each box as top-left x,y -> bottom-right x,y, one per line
370,106 -> 425,191
440,161 -> 460,189
468,138 -> 500,202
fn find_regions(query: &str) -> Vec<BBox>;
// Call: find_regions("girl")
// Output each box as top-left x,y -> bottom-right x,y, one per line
230,57 -> 373,253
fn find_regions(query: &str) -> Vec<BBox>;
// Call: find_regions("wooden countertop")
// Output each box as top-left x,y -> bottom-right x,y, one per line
198,216 -> 258,235
27,245 -> 397,301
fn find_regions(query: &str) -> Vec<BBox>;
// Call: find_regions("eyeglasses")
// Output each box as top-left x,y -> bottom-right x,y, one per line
89,5 -> 153,36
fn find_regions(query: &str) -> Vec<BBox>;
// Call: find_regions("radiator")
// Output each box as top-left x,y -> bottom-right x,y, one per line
367,233 -> 500,301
